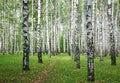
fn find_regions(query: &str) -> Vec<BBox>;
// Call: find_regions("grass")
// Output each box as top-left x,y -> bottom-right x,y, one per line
0,53 -> 120,83
44,54 -> 120,83
0,53 -> 53,83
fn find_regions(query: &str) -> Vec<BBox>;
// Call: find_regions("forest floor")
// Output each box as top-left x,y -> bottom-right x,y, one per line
0,53 -> 120,83
33,61 -> 56,83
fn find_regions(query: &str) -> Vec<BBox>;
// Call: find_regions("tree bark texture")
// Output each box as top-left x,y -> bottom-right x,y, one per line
23,0 -> 30,70
86,0 -> 95,81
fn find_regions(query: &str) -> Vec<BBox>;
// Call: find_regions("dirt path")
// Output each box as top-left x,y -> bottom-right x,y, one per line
33,61 -> 56,83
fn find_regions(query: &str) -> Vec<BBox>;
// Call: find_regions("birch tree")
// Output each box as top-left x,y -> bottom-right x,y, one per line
46,0 -> 51,57
86,0 -> 95,81
37,0 -> 43,63
107,0 -> 116,65
81,0 -> 86,54
99,0 -> 104,61
74,0 -> 80,68
23,0 -> 30,70
67,0 -> 72,56
30,0 -> 34,55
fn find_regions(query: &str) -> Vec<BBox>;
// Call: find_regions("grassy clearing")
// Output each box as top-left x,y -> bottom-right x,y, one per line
44,54 -> 120,83
0,53 -> 120,83
0,53 -> 53,83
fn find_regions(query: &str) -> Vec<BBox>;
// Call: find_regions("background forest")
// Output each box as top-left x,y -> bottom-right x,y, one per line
0,0 -> 120,83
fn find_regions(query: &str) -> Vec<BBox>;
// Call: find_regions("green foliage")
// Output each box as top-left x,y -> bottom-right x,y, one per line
60,35 -> 63,52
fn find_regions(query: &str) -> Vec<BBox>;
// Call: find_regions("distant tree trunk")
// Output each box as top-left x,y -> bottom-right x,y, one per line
67,0 -> 72,56
114,1 -> 119,56
30,0 -> 34,55
99,0 -> 104,61
50,0 -> 54,54
74,0 -> 80,68
2,0 -> 6,54
46,0 -> 51,57
12,0 -> 17,54
8,3 -> 11,53
81,0 -> 86,54
23,0 -> 30,70
107,0 -> 116,65
56,0 -> 60,54
86,0 -> 95,81
37,0 -> 43,63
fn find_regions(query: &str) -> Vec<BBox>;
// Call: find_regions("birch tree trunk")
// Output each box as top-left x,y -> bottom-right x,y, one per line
86,0 -> 95,81
37,0 -> 43,63
107,0 -> 116,65
67,0 -> 72,56
8,1 -> 11,53
99,0 -> 104,61
23,0 -> 30,70
81,0 -> 86,54
46,0 -> 51,57
12,0 -> 17,54
2,0 -> 6,54
74,0 -> 80,68
114,0 -> 119,56
30,0 -> 34,55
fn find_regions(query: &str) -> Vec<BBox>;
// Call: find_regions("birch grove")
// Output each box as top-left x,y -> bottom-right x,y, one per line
0,0 -> 119,81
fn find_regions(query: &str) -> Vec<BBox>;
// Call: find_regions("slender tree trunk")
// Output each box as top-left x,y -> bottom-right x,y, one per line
74,0 -> 80,68
67,0 -> 72,56
30,0 -> 34,55
12,0 -> 17,54
81,0 -> 86,54
107,0 -> 116,65
99,0 -> 104,61
23,0 -> 30,70
46,0 -> 51,57
114,1 -> 119,56
86,0 -> 95,81
2,0 -> 6,54
37,0 -> 43,63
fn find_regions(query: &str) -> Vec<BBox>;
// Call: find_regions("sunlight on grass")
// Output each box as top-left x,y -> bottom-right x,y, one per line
0,54 -> 120,83
0,54 -> 53,83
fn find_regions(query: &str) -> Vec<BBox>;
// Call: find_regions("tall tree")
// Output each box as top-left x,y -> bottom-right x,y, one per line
30,0 -> 34,55
86,0 -> 95,81
107,0 -> 116,65
74,0 -> 80,68
12,0 -> 16,54
37,0 -> 43,63
23,0 -> 30,70
81,0 -> 87,54
99,0 -> 104,61
46,0 -> 51,57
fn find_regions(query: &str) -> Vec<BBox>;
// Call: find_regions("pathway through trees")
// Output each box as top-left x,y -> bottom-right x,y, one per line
33,62 -> 56,83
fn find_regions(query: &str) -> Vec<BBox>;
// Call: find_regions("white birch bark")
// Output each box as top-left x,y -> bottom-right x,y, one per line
37,0 -> 43,63
86,0 -> 95,81
107,0 -> 116,65
99,0 -> 104,61
23,0 -> 30,70
46,0 -> 51,57
30,0 -> 34,55
81,0 -> 86,54
74,0 -> 80,68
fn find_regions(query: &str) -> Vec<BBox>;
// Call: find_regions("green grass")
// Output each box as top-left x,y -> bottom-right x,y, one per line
44,54 -> 120,83
0,53 -> 120,83
0,53 -> 53,83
